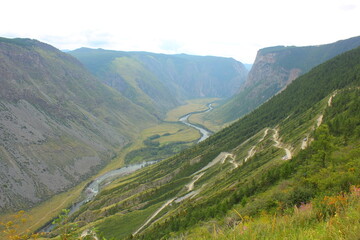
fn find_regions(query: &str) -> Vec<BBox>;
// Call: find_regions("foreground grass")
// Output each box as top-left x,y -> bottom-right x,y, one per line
185,186 -> 360,240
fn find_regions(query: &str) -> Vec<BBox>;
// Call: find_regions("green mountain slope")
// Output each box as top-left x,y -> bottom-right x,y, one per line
206,36 -> 360,124
0,38 -> 157,212
64,48 -> 360,239
171,86 -> 360,240
69,49 -> 248,117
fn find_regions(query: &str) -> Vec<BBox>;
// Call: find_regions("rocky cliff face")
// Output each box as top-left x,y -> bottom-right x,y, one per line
206,36 -> 360,124
243,51 -> 301,91
236,49 -> 302,106
241,52 -> 298,94
0,38 -> 156,211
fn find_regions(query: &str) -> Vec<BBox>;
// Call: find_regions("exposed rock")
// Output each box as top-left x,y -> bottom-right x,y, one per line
0,38 -> 157,212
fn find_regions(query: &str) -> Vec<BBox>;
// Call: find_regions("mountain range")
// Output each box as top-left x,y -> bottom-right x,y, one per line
0,38 -> 158,211
205,36 -> 360,124
69,48 -> 248,118
0,38 -> 247,212
0,35 -> 359,240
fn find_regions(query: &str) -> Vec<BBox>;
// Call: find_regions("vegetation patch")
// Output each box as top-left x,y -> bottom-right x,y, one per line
124,141 -> 191,164
165,98 -> 219,122
97,202 -> 164,239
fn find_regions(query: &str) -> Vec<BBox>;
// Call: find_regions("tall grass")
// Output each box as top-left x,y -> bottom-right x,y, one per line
185,185 -> 360,240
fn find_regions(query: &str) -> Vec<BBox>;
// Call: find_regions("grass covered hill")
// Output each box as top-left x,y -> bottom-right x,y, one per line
0,37 -> 157,212
59,47 -> 360,239
206,35 -> 360,124
69,48 -> 248,117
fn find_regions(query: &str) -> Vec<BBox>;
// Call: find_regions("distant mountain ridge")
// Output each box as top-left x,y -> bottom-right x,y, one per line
69,48 -> 248,117
206,35 -> 360,124
0,38 -> 157,211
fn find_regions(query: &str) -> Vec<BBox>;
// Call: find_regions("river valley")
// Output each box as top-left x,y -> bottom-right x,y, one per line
179,103 -> 213,142
39,102 -> 214,232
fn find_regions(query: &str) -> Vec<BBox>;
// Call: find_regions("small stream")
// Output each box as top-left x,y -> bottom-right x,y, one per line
69,161 -> 157,214
39,161 -> 156,232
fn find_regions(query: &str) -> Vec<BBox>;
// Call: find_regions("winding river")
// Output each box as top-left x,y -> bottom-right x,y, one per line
39,103 -> 214,232
69,161 -> 157,214
39,161 -> 157,232
179,103 -> 213,143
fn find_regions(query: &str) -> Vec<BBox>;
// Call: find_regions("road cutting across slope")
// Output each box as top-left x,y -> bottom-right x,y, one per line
272,128 -> 292,160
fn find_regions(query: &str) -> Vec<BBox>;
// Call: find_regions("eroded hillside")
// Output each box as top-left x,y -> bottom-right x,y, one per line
0,38 -> 157,211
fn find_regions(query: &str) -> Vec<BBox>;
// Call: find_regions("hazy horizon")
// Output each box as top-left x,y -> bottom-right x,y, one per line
1,0 -> 359,63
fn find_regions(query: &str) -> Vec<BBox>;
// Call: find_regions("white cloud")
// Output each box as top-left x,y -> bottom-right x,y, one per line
0,0 -> 359,63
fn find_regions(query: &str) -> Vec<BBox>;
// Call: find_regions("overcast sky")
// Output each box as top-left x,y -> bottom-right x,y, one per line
1,0 -> 359,63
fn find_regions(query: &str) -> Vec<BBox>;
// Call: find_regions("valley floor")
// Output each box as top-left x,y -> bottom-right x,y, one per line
0,98 -> 220,237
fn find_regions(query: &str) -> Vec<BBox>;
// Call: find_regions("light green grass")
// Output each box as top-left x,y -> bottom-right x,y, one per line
183,184 -> 360,240
165,98 -> 220,122
97,201 -> 165,239
188,112 -> 227,132
141,122 -> 200,145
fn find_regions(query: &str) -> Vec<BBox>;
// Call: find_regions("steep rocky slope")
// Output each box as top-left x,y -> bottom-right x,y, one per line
0,38 -> 157,212
69,49 -> 248,117
206,36 -> 360,124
